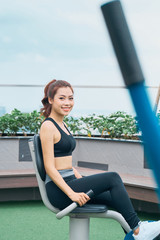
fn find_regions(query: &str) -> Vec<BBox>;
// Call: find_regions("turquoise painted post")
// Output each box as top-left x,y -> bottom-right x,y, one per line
101,0 -> 160,201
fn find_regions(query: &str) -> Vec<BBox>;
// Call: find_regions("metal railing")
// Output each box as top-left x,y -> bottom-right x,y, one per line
0,84 -> 159,89
0,84 -> 160,113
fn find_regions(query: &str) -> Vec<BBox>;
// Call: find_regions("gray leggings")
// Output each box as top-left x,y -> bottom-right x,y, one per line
46,172 -> 140,230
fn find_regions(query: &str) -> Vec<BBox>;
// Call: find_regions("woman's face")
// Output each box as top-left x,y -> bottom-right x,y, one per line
49,87 -> 74,116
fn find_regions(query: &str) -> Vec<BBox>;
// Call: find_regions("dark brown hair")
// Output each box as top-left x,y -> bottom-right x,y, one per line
41,79 -> 74,118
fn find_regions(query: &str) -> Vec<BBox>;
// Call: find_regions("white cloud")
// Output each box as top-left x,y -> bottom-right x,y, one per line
2,36 -> 12,43
16,52 -> 48,63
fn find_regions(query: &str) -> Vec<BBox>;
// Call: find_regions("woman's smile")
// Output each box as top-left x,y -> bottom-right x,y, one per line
61,106 -> 71,112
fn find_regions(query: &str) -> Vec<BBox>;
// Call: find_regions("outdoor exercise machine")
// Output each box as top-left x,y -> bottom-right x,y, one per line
29,135 -> 131,240
101,0 -> 160,203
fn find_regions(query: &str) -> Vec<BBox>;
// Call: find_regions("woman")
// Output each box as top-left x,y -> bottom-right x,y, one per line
40,79 -> 160,240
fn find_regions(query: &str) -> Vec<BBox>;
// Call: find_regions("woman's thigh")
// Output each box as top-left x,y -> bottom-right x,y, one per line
90,191 -> 114,208
67,172 -> 123,196
46,172 -> 123,209
46,180 -> 73,209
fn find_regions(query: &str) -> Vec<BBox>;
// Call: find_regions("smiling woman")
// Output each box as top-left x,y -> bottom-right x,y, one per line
41,79 -> 74,118
39,79 -> 160,239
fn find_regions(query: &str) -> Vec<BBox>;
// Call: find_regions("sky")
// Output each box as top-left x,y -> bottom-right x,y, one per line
0,0 -> 160,116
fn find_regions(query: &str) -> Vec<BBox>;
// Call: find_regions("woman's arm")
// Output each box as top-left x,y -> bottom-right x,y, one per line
40,121 -> 89,206
72,167 -> 82,179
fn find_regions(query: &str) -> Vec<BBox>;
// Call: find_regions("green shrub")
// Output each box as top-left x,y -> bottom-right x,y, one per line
0,109 -> 139,139
65,111 -> 139,139
64,116 -> 82,135
0,108 -> 44,136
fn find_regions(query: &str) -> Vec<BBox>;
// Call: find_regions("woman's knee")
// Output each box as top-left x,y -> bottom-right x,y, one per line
109,172 -> 123,186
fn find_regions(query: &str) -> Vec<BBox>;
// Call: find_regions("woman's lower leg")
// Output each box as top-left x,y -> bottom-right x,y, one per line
67,172 -> 140,230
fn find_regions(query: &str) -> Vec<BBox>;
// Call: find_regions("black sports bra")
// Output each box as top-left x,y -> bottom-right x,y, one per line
43,118 -> 76,157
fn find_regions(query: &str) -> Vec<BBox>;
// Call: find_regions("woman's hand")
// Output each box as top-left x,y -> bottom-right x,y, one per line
69,192 -> 90,206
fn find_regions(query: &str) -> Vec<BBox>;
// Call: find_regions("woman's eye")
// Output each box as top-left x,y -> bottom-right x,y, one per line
59,97 -> 73,100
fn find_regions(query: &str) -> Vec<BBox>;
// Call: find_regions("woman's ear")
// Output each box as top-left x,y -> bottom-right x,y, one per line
48,97 -> 53,104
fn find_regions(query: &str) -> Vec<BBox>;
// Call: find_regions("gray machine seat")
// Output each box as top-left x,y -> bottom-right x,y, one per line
33,134 -> 108,214
29,134 -> 131,240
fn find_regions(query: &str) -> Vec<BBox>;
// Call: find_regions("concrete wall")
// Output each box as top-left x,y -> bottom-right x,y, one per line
0,137 -> 34,171
72,137 -> 152,177
0,136 -> 152,177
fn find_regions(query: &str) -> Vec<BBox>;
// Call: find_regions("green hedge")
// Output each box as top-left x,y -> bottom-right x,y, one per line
1,108 -> 159,138
0,109 -> 44,136
65,111 -> 138,139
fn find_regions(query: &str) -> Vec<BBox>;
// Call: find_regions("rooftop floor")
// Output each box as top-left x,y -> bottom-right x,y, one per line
0,200 -> 160,240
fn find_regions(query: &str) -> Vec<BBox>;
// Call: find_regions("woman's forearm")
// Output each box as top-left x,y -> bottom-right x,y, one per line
46,167 -> 75,197
73,167 -> 82,179
46,167 -> 89,205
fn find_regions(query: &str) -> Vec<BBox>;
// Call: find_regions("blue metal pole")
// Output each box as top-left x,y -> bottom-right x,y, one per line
129,83 -> 160,197
101,0 -> 160,200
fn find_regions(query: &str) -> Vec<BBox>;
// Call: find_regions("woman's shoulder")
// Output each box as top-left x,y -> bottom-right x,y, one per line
40,121 -> 56,143
40,119 -> 56,133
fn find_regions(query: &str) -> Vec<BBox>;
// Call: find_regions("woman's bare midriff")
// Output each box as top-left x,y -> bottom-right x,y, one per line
55,156 -> 73,170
